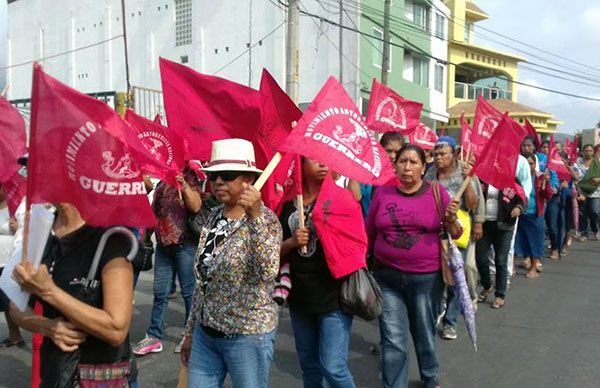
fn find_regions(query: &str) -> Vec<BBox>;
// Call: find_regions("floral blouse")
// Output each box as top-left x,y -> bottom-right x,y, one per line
184,204 -> 283,337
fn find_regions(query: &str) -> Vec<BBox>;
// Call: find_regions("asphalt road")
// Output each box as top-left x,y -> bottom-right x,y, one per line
1,239 -> 600,387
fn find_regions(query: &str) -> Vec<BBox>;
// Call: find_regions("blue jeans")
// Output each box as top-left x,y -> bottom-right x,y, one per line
375,267 -> 443,388
584,197 -> 600,234
188,323 -> 276,388
147,243 -> 196,339
545,196 -> 565,250
442,248 -> 466,328
289,308 -> 355,388
476,222 -> 513,298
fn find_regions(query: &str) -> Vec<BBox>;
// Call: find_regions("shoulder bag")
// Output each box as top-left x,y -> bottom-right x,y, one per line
432,181 -> 455,286
339,267 -> 383,321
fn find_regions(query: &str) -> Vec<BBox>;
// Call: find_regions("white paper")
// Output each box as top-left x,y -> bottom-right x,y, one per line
0,205 -> 55,311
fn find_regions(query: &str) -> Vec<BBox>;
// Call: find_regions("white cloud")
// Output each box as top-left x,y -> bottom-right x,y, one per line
582,6 -> 600,36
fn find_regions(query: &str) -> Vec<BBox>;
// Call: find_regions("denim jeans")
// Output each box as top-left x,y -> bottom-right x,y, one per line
545,196 -> 565,250
289,308 -> 355,388
442,248 -> 466,327
584,197 -> 600,234
188,323 -> 276,388
476,222 -> 513,298
147,243 -> 196,339
375,267 -> 443,388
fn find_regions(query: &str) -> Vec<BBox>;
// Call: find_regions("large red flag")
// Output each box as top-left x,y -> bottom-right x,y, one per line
524,118 -> 542,149
564,137 -> 579,164
470,96 -> 503,158
408,123 -> 438,150
1,170 -> 26,216
28,64 -> 155,227
0,96 -> 27,183
365,78 -> 422,134
124,109 -> 186,187
470,115 -> 527,203
260,69 -> 303,131
460,112 -> 472,150
547,136 -> 572,181
279,77 -> 395,185
160,57 -> 268,160
311,173 -> 367,279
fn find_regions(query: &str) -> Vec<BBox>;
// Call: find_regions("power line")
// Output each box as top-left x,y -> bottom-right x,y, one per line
0,34 -> 124,71
213,21 -> 286,75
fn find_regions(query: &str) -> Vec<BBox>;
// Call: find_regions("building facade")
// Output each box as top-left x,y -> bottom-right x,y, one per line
5,0 -> 360,118
359,0 -> 450,129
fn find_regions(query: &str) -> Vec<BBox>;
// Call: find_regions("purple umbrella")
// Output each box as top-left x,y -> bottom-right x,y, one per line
448,238 -> 477,351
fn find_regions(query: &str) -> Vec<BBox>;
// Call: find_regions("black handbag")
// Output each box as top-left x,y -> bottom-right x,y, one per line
132,230 -> 154,272
339,267 -> 383,321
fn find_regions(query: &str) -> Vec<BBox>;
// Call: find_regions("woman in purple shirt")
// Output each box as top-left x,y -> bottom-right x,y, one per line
367,144 -> 461,388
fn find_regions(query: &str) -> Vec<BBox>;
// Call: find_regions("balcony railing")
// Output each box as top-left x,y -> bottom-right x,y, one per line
454,82 -> 512,101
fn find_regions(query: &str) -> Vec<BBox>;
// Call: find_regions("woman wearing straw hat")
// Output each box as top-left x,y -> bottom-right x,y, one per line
180,139 -> 282,388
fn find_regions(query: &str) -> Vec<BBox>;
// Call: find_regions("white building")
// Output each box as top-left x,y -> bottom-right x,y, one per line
6,0 -> 361,117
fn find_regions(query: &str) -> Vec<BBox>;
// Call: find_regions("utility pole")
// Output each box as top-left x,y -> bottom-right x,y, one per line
338,0 -> 343,83
381,0 -> 391,85
120,0 -> 132,107
286,0 -> 300,103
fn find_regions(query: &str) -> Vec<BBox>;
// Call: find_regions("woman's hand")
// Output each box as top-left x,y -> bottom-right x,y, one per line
9,217 -> 17,234
471,222 -> 483,241
12,262 -> 55,298
238,183 -> 262,219
48,318 -> 87,352
444,199 -> 460,223
180,336 -> 192,367
292,228 -> 310,248
510,207 -> 522,218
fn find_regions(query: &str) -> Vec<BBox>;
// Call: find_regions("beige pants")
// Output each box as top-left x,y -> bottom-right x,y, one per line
465,240 -> 479,303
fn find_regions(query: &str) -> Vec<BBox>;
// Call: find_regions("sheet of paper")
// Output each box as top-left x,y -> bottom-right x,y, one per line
0,205 -> 55,311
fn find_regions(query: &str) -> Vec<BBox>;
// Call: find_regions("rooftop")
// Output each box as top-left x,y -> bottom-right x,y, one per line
447,99 -> 553,117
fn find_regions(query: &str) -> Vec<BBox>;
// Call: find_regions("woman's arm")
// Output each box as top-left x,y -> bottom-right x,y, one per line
178,176 -> 202,213
14,258 -> 134,347
346,180 -> 362,201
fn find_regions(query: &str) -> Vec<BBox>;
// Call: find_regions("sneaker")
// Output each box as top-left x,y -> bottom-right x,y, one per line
596,232 -> 600,241
174,337 -> 185,354
133,336 -> 163,356
440,325 -> 457,340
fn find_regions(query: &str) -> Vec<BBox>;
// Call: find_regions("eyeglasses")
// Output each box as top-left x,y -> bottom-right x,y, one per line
206,171 -> 246,182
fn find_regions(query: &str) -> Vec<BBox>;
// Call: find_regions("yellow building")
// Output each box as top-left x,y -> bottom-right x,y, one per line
441,0 -> 560,136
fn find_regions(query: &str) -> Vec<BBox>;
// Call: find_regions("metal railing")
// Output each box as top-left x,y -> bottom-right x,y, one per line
454,82 -> 512,101
132,86 -> 164,120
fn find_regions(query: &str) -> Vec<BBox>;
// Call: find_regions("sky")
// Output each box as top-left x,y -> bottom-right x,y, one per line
0,1 -> 6,91
476,0 -> 600,133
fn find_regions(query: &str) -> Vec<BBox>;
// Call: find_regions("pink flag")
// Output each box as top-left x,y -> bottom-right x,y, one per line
365,78 -> 422,134
124,109 -> 186,187
460,112 -> 472,149
279,77 -> 395,185
0,96 -> 27,183
524,118 -> 542,149
311,173 -> 367,279
28,63 -> 155,227
565,138 -> 579,164
547,136 -> 572,181
160,57 -> 268,160
470,96 -> 503,158
470,115 -> 527,203
408,123 -> 438,150
1,171 -> 26,216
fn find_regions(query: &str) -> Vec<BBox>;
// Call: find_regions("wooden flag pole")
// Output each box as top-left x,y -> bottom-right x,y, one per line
176,366 -> 188,388
254,152 -> 283,191
453,175 -> 472,203
297,193 -> 307,255
1,83 -> 9,97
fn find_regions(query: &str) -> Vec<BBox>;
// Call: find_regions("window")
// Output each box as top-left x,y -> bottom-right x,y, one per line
413,56 -> 429,87
372,27 -> 392,71
435,13 -> 445,39
413,3 -> 430,31
464,21 -> 472,43
434,63 -> 444,92
175,0 -> 192,46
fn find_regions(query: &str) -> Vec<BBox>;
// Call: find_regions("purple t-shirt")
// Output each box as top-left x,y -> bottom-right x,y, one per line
366,182 -> 450,273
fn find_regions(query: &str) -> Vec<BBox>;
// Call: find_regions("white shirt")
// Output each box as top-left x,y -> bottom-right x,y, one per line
485,186 -> 500,222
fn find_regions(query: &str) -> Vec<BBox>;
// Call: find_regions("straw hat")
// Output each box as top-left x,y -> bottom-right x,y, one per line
202,138 -> 263,173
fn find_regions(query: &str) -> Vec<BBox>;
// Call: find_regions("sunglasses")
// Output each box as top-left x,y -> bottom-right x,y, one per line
206,171 -> 246,182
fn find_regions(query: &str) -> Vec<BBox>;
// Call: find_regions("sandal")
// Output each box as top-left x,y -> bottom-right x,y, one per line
491,297 -> 505,309
477,288 -> 494,303
0,338 -> 25,348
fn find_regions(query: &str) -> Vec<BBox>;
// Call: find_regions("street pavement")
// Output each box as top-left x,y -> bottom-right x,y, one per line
1,239 -> 600,387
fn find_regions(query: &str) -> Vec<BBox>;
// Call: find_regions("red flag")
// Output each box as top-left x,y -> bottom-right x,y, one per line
408,123 -> 438,150
460,112 -> 472,149
311,173 -> 367,279
28,63 -> 155,227
279,77 -> 395,185
1,170 -> 26,216
470,115 -> 527,203
547,136 -> 572,181
565,138 -> 578,164
160,57 -> 268,160
260,69 -> 303,130
0,96 -> 27,183
470,96 -> 503,158
524,118 -> 542,149
124,109 -> 186,187
365,78 -> 422,134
